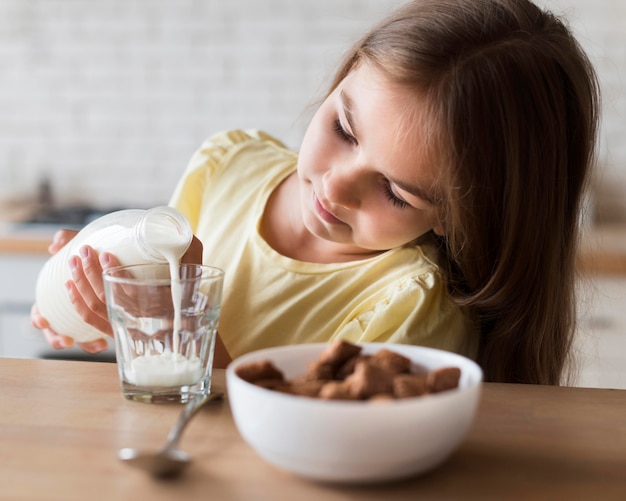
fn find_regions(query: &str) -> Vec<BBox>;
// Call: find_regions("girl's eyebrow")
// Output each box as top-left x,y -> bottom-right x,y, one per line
340,90 -> 359,137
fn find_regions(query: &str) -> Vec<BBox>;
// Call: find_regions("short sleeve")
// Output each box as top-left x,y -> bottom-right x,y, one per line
335,271 -> 478,359
168,129 -> 284,231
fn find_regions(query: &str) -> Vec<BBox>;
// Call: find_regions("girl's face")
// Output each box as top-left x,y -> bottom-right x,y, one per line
297,62 -> 443,255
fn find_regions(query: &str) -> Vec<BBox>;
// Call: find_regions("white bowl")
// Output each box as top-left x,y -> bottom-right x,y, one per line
226,343 -> 482,484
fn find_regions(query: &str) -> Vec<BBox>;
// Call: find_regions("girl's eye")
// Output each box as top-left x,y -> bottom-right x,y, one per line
333,119 -> 357,145
384,183 -> 409,209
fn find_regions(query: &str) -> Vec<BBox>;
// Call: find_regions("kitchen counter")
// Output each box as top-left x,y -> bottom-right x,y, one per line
0,222 -> 55,254
0,358 -> 624,500
0,234 -> 51,254
578,223 -> 626,275
0,201 -> 118,255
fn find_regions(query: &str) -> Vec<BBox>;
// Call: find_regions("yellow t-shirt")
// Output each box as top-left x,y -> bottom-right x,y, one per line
169,129 -> 478,360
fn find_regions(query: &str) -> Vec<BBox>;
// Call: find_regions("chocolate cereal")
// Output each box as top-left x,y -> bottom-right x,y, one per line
234,340 -> 462,401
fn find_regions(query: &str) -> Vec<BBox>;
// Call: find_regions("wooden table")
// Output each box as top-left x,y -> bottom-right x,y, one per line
0,358 -> 624,500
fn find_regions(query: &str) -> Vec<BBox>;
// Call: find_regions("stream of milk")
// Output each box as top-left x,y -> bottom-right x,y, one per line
125,233 -> 201,388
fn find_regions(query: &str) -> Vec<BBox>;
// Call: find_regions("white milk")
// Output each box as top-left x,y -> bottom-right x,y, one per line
139,222 -> 187,356
126,352 -> 203,387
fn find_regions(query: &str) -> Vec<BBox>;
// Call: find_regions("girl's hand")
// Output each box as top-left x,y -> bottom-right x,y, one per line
32,226 -> 111,352
47,228 -> 79,254
68,235 -> 204,336
66,245 -> 118,337
31,303 -> 109,353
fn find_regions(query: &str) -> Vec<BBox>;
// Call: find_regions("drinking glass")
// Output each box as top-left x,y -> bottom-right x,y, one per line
103,263 -> 224,404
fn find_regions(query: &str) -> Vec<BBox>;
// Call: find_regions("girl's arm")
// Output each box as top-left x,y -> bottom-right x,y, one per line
213,334 -> 232,369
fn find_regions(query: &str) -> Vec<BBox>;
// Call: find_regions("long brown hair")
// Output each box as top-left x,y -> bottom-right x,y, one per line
326,0 -> 600,384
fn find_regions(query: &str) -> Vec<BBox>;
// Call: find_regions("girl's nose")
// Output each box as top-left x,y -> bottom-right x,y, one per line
322,166 -> 361,210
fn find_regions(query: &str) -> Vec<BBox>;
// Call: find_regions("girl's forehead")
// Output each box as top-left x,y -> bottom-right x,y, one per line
340,63 -> 430,125
337,64 -> 441,199
341,64 -> 435,153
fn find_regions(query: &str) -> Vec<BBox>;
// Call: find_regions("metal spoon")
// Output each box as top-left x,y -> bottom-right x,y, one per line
118,390 -> 224,478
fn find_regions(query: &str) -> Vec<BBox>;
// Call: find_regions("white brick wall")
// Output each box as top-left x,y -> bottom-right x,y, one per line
0,0 -> 624,214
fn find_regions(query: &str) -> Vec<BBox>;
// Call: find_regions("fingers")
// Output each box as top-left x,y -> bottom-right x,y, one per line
32,304 -> 75,349
76,246 -> 107,303
67,246 -> 113,337
65,279 -> 114,337
65,247 -> 124,339
30,303 -> 48,330
99,251 -> 122,270
77,339 -> 110,354
48,229 -> 79,254
32,270 -> 111,352
181,235 -> 203,264
32,303 -> 109,352
42,326 -> 108,353
42,328 -> 75,350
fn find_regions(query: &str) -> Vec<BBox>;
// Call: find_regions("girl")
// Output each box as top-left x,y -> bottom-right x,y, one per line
33,0 -> 599,385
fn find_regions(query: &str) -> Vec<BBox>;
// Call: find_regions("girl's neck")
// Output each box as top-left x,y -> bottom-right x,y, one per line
259,172 -> 382,264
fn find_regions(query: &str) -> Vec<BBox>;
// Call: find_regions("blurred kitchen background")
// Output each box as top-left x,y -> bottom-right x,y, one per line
0,0 -> 410,211
0,0 -> 624,216
0,1 -> 624,386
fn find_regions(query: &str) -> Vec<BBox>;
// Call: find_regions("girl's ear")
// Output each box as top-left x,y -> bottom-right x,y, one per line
433,224 -> 445,237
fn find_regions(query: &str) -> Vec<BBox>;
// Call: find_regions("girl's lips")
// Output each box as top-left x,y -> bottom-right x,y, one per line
314,195 -> 344,225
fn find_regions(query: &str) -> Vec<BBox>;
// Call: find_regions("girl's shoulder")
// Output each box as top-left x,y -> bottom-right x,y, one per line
186,129 -> 296,180
389,240 -> 442,275
197,129 -> 290,156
